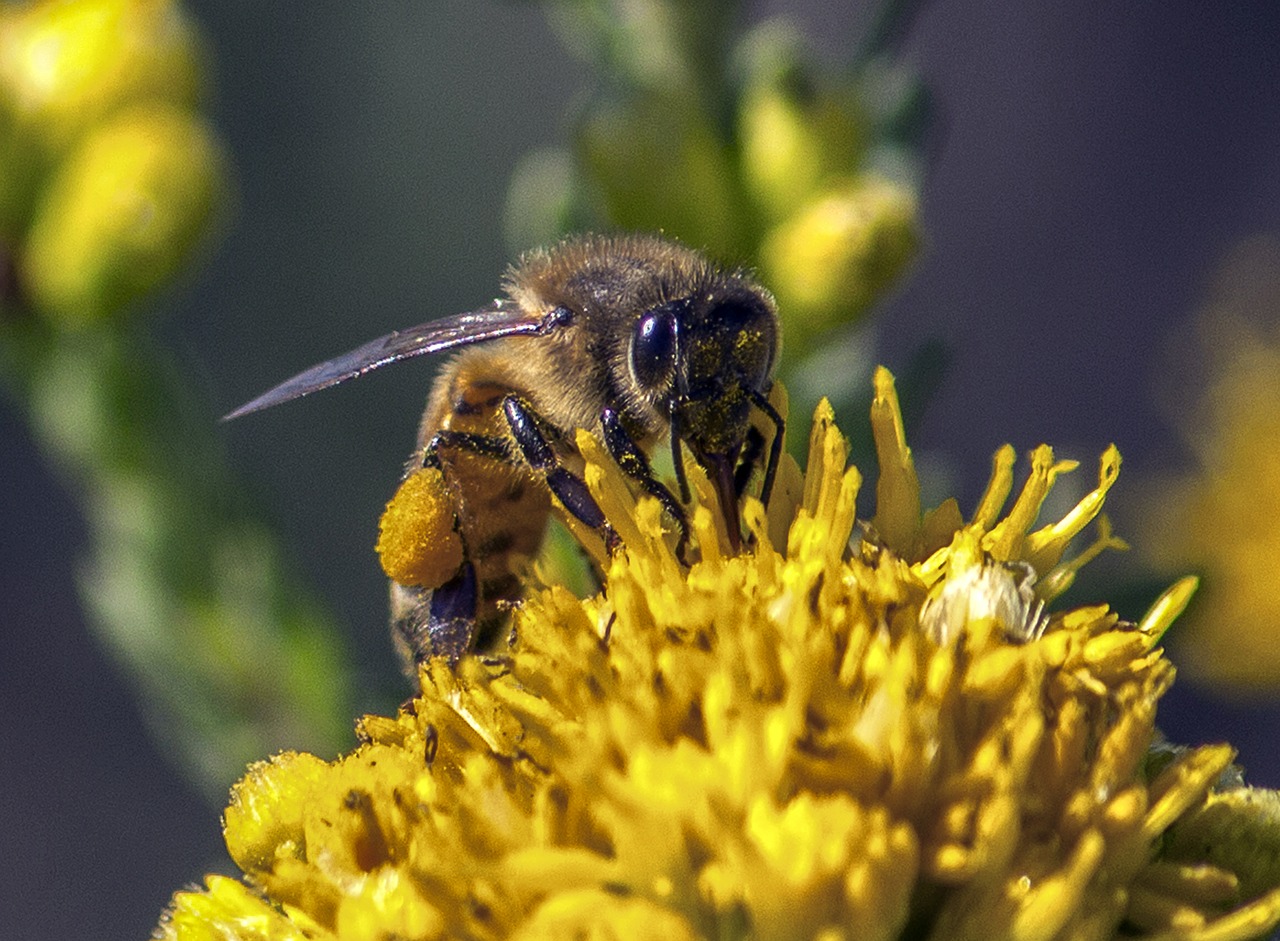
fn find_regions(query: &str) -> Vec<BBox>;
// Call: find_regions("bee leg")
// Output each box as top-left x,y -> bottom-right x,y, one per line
747,388 -> 785,507
501,395 -> 620,552
421,430 -> 514,468
601,406 -> 690,563
389,562 -> 479,674
389,581 -> 432,674
734,425 -> 766,499
388,433 -> 514,673
424,561 -> 480,661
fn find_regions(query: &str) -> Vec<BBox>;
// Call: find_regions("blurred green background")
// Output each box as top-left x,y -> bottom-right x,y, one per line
2,2 -> 1279,937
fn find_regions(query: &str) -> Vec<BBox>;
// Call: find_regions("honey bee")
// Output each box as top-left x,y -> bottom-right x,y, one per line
227,234 -> 783,668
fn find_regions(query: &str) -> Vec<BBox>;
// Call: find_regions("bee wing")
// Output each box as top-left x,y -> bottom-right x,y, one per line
224,303 -> 568,420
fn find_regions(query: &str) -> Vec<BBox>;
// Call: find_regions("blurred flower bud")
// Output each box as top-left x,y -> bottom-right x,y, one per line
735,24 -> 866,224
760,176 -> 918,354
504,146 -> 584,253
0,97 -> 45,239
578,93 -> 747,257
542,0 -> 732,99
21,102 -> 225,326
0,0 -> 202,154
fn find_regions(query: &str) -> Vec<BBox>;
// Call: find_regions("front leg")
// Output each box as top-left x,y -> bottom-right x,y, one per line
601,407 -> 689,561
501,396 -> 620,553
747,387 -> 785,507
421,429 -> 514,469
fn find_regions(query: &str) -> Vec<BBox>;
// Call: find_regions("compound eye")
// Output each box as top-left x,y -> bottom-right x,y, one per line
713,301 -> 774,387
629,309 -> 677,390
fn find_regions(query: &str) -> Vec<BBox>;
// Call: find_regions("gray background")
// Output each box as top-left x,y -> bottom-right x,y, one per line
3,3 -> 1279,936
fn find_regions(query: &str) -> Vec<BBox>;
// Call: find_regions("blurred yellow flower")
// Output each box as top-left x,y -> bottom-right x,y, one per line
735,23 -> 866,226
0,0 -> 224,323
1140,236 -> 1280,691
759,177 -> 918,353
578,93 -> 748,258
20,101 -> 224,324
157,371 -> 1280,941
0,0 -> 201,152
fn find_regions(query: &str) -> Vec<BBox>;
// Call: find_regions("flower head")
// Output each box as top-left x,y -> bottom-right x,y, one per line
158,370 -> 1280,941
1140,236 -> 1280,690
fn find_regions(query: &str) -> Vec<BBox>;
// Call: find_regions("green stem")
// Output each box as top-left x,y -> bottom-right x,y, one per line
0,308 -> 353,800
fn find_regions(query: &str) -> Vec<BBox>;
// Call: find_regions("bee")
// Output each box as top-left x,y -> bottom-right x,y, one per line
227,234 -> 784,668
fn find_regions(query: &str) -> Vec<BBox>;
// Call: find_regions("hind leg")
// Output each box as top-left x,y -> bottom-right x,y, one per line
390,562 -> 480,669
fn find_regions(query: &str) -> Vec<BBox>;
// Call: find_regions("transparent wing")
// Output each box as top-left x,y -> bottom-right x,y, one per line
224,303 -> 568,420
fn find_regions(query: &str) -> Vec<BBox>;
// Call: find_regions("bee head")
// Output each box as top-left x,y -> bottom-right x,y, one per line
625,283 -> 779,542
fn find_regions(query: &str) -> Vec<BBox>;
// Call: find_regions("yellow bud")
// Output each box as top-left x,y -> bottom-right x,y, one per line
223,752 -> 328,873
738,74 -> 865,224
21,102 -> 225,326
376,467 -> 465,588
0,99 -> 44,238
760,176 -> 919,352
334,869 -> 446,941
512,890 -> 699,941
504,146 -> 580,256
161,875 -> 304,941
578,94 -> 747,257
1163,787 -> 1280,903
0,0 -> 202,153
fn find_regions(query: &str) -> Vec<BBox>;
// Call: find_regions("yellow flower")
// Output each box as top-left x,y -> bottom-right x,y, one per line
20,101 -> 225,325
735,22 -> 867,226
577,92 -> 748,258
759,177 -> 919,354
0,0 -> 206,237
157,370 -> 1280,941
0,0 -> 202,153
1140,236 -> 1280,690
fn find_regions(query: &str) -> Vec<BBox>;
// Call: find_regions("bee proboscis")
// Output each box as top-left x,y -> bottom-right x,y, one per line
227,234 -> 784,668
